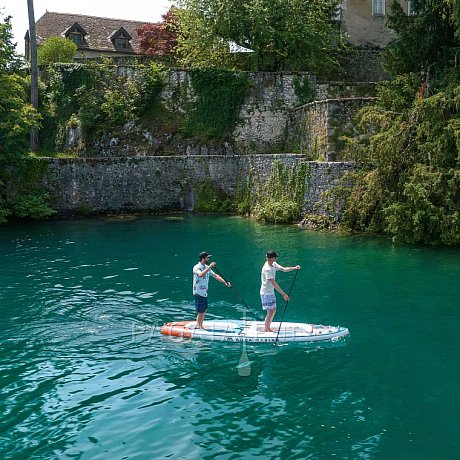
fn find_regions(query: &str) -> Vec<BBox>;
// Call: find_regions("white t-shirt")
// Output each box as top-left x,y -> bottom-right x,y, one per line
193,262 -> 215,297
260,261 -> 283,295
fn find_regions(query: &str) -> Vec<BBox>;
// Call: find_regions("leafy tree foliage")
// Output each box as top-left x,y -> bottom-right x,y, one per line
340,76 -> 460,245
0,72 -> 40,161
0,15 -> 22,71
37,37 -> 77,65
42,61 -> 166,148
0,13 -> 49,223
0,14 -> 41,163
174,0 -> 341,74
138,8 -> 178,57
384,0 -> 460,81
337,1 -> 460,245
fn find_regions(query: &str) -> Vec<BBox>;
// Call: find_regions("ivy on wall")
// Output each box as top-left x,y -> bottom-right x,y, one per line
193,177 -> 234,213
0,159 -> 55,223
236,159 -> 307,224
190,159 -> 307,221
39,64 -> 250,153
235,167 -> 255,215
181,68 -> 250,139
293,76 -> 316,105
191,160 -> 235,213
41,61 -> 166,151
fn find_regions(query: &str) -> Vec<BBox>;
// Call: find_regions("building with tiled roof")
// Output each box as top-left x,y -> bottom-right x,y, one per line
25,11 -> 150,61
25,3 -> 415,65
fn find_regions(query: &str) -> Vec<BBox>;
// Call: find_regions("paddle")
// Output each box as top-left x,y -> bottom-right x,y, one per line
238,338 -> 251,376
275,269 -> 299,345
212,266 -> 261,321
238,311 -> 252,377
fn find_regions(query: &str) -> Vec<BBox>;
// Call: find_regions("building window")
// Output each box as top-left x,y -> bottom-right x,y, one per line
114,36 -> 129,49
111,28 -> 132,50
407,0 -> 417,16
372,0 -> 385,17
69,32 -> 83,46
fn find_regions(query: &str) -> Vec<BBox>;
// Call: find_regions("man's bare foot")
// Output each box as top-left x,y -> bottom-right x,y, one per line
264,329 -> 275,333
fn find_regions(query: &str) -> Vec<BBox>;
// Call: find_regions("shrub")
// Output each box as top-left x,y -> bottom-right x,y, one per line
38,37 -> 77,65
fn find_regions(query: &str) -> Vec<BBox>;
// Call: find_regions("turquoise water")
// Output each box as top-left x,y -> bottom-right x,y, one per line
1,215 -> 459,459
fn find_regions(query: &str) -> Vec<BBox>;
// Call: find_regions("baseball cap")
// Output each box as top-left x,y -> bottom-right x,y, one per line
199,251 -> 212,260
266,250 -> 278,258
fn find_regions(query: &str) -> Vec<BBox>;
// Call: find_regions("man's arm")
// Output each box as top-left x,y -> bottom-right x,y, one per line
196,261 -> 216,278
278,264 -> 301,273
210,271 -> 231,287
269,278 -> 289,301
204,262 -> 231,287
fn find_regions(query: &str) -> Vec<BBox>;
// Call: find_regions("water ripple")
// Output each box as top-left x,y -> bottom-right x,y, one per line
1,217 -> 459,459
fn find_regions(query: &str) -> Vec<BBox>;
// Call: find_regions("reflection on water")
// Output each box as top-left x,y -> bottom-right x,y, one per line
1,216 -> 459,458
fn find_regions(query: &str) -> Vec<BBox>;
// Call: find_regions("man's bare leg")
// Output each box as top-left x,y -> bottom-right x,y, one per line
196,311 -> 206,329
264,308 -> 276,332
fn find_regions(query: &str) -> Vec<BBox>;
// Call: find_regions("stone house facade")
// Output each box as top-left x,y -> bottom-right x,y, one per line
337,0 -> 415,48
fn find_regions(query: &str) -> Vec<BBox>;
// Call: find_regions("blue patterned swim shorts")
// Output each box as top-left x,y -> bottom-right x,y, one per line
261,294 -> 276,310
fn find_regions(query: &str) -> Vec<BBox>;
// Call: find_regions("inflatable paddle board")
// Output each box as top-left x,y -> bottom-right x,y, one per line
160,320 -> 349,343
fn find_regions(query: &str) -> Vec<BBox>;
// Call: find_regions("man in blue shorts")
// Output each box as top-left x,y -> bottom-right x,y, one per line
260,250 -> 301,332
193,251 -> 231,329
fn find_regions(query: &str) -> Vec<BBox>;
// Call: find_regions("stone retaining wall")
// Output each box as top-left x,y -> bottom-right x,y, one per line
85,70 -> 316,157
286,98 -> 375,161
42,155 -> 357,218
58,68 -> 376,161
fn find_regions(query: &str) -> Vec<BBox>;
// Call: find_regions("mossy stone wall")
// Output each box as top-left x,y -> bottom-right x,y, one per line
286,98 -> 375,161
41,155 -> 357,217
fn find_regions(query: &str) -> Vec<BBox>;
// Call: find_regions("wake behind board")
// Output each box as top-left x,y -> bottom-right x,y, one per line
160,320 -> 349,343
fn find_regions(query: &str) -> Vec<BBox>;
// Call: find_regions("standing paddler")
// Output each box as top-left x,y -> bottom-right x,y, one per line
260,250 -> 301,332
192,251 -> 231,329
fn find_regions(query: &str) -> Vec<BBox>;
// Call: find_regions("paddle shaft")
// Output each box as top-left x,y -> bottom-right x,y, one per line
275,269 -> 299,344
212,266 -> 261,321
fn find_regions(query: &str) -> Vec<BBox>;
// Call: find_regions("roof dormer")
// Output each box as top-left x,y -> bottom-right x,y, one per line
110,27 -> 133,50
62,22 -> 87,47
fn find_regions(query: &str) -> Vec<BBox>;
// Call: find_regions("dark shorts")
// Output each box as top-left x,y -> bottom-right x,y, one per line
194,294 -> 208,313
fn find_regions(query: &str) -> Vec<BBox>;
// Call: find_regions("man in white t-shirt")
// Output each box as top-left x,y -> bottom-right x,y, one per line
193,251 -> 230,329
260,250 -> 301,332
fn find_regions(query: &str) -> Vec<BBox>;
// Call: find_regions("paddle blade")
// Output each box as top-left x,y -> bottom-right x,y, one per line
238,346 -> 251,377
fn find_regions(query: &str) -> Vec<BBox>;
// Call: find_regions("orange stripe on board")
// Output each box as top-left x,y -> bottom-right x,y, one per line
161,321 -> 193,338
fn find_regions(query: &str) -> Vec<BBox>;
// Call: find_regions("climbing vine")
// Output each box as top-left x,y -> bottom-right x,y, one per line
41,61 -> 166,150
1,159 -> 55,222
194,177 -> 234,213
237,160 -> 307,224
293,76 -> 316,105
182,68 -> 249,139
235,167 -> 255,215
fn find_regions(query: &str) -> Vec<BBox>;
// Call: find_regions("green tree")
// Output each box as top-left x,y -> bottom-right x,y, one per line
174,0 -> 341,74
0,13 -> 44,223
0,15 -> 22,71
384,0 -> 460,81
0,14 -> 41,163
340,76 -> 460,245
336,1 -> 460,245
37,37 -> 77,65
